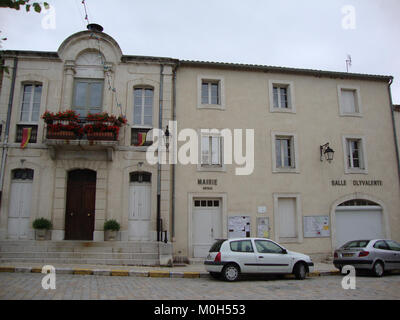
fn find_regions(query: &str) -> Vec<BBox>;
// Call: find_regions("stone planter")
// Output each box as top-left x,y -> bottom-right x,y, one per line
104,230 -> 118,241
35,229 -> 49,240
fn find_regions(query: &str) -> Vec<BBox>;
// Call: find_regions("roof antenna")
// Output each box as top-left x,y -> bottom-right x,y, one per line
346,54 -> 352,72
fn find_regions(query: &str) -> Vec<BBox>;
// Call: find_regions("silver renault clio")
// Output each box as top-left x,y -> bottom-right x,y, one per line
333,239 -> 400,277
204,238 -> 314,281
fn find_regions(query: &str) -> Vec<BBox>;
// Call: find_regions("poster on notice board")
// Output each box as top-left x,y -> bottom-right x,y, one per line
228,216 -> 251,238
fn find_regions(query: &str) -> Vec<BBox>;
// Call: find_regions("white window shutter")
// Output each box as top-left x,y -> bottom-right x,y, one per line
341,90 -> 356,113
278,198 -> 297,238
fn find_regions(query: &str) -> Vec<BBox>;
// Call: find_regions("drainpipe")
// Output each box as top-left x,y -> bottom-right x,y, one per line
157,64 -> 164,242
0,57 -> 18,198
171,65 -> 177,240
388,78 -> 400,189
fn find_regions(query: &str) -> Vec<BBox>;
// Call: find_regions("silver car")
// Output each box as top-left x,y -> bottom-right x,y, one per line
204,238 -> 314,281
333,239 -> 400,277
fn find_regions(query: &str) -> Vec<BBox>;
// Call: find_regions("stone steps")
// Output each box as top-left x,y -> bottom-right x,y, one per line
0,245 -> 159,254
0,251 -> 159,259
0,240 -> 172,266
0,257 -> 159,266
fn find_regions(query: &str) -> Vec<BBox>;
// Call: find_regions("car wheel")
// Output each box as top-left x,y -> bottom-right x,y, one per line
222,264 -> 240,281
372,261 -> 384,277
294,262 -> 307,280
209,272 -> 221,280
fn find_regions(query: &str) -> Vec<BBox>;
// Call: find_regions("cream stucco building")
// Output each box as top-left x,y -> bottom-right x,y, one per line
0,26 -> 175,261
173,61 -> 400,261
0,26 -> 399,264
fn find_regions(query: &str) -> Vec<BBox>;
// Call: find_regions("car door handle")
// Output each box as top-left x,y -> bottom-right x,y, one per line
258,256 -> 264,258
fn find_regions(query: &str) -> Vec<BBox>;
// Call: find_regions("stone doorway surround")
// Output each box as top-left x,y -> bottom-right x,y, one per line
51,159 -> 108,241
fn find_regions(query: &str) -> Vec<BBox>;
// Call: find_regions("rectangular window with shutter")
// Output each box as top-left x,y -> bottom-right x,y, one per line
338,85 -> 362,116
341,89 -> 358,113
346,138 -> 364,169
20,83 -> 42,123
342,135 -> 368,174
133,87 -> 153,126
201,135 -> 222,167
201,81 -> 220,105
269,80 -> 295,113
273,85 -> 289,109
198,76 -> 225,110
278,198 -> 297,238
275,137 -> 294,168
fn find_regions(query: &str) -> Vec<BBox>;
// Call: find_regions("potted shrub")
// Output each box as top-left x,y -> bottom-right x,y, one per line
104,219 -> 120,241
32,218 -> 52,240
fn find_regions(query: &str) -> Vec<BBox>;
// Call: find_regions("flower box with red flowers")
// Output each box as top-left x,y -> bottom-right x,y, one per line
83,122 -> 120,141
46,122 -> 83,140
42,110 -> 79,124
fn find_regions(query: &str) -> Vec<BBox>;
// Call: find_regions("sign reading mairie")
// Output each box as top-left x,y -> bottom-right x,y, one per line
198,179 -> 217,190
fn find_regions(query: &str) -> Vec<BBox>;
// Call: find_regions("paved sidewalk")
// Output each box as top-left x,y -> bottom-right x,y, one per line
0,261 -> 339,278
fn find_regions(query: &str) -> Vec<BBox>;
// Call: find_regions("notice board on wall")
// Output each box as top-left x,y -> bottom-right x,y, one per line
303,216 -> 330,238
228,216 -> 251,238
256,217 -> 270,238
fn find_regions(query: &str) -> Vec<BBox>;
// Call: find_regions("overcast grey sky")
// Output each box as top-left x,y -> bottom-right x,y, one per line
1,0 -> 399,103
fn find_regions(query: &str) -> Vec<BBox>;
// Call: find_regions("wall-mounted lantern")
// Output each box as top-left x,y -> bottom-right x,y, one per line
320,143 -> 334,163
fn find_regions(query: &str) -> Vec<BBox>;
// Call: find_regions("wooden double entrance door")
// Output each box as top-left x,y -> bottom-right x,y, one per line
65,169 -> 96,240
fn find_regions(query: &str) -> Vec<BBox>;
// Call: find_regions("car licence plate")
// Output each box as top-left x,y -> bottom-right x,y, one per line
342,253 -> 353,257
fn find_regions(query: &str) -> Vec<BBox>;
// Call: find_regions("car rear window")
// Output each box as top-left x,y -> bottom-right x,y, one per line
230,240 -> 254,252
209,239 -> 226,252
342,240 -> 370,248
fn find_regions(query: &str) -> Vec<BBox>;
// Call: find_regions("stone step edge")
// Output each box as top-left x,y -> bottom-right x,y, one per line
0,265 -> 341,279
0,259 -> 160,267
0,252 -> 159,256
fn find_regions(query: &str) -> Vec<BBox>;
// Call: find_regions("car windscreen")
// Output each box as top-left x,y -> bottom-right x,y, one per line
209,239 -> 226,252
341,240 -> 370,249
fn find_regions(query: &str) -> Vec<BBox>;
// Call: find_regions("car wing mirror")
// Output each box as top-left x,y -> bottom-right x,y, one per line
282,249 -> 288,254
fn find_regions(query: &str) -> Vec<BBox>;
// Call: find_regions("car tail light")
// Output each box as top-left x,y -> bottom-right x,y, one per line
359,251 -> 369,257
334,251 -> 338,258
214,252 -> 221,262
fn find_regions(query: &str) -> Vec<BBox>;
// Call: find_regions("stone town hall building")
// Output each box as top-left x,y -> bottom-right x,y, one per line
0,25 -> 399,265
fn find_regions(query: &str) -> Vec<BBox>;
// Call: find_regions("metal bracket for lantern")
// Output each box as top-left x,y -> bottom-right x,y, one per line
320,143 -> 335,162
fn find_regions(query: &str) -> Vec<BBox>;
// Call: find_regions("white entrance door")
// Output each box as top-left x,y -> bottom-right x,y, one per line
129,183 -> 151,241
192,199 -> 222,258
335,206 -> 383,248
8,180 -> 33,239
